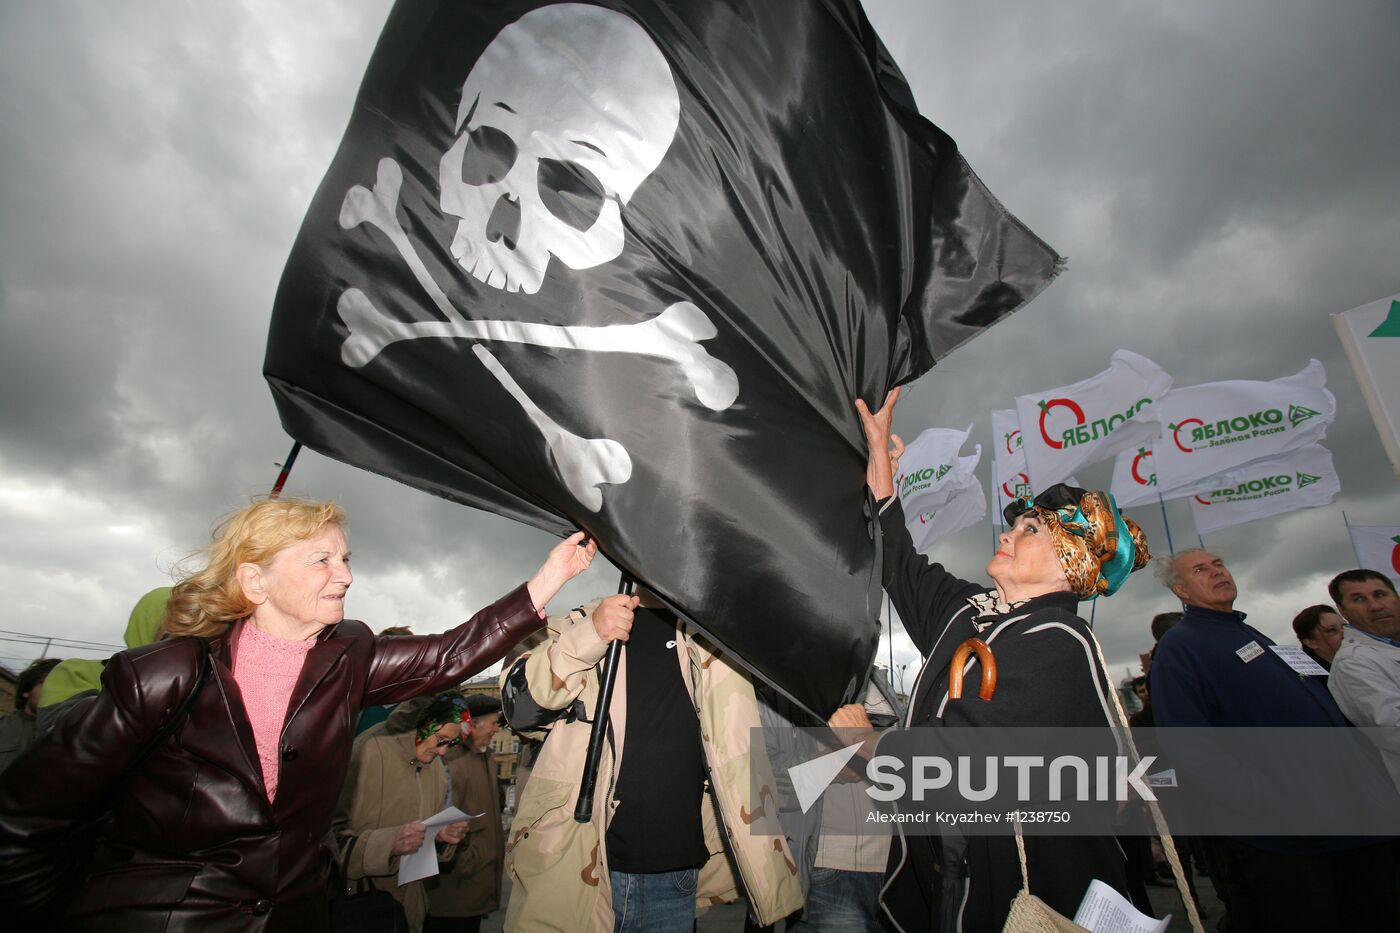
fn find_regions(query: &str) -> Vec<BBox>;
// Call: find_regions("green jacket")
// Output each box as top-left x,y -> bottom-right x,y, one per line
39,586 -> 170,708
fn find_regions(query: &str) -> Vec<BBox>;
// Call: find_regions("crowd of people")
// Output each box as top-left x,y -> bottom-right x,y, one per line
1130,551 -> 1400,931
0,393 -> 1398,932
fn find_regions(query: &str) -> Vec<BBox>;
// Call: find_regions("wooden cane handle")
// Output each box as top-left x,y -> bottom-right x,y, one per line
948,638 -> 998,700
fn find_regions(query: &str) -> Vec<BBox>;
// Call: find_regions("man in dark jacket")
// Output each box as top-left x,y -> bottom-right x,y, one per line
0,658 -> 62,775
1149,548 -> 1398,932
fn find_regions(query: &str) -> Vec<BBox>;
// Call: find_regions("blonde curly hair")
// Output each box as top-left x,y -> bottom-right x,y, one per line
164,498 -> 346,637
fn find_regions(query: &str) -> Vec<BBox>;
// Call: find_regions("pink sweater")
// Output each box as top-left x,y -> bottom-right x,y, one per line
234,624 -> 314,802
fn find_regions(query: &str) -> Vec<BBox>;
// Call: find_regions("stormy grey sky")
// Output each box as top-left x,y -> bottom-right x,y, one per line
1,0 -> 1397,698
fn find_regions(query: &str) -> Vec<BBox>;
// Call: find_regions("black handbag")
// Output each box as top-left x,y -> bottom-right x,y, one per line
328,836 -> 409,933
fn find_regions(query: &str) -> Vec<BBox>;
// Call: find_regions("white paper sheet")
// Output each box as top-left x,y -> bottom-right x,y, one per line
1270,644 -> 1329,676
396,805 -> 474,885
1072,878 -> 1170,933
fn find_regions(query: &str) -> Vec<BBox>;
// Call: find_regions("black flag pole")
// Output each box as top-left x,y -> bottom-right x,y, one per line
575,571 -> 633,823
270,441 -> 303,499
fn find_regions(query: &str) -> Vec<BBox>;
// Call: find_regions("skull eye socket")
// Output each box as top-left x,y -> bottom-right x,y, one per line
459,125 -> 518,186
537,159 -> 606,231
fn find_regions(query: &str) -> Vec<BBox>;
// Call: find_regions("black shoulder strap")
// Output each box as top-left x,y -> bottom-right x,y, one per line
152,636 -> 211,746
111,637 -> 211,797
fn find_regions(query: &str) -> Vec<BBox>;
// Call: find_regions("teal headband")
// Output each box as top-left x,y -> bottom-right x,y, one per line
1009,485 -> 1142,599
1054,493 -> 1137,598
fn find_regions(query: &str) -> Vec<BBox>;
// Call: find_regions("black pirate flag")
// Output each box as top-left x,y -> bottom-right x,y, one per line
265,0 -> 1060,717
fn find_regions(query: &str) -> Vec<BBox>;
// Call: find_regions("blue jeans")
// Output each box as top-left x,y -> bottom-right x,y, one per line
610,867 -> 698,932
788,868 -> 886,932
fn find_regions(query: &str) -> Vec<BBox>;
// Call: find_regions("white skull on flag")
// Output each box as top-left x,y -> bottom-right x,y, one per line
332,3 -> 738,511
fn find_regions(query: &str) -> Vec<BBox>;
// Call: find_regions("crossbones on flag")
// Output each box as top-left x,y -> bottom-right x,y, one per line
264,0 -> 1061,716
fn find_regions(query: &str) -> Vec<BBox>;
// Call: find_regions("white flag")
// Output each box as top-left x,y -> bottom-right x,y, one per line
993,407 -> 1084,520
1346,524 -> 1400,584
1333,293 -> 1400,481
1150,360 -> 1334,498
1109,445 -> 1163,508
1190,445 -> 1340,535
907,482 -> 987,552
991,408 -> 1033,517
896,426 -> 985,551
1111,360 -> 1336,507
1016,350 -> 1172,489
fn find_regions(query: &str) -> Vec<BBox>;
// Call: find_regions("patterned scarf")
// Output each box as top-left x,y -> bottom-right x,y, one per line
415,692 -> 472,742
1004,484 -> 1150,599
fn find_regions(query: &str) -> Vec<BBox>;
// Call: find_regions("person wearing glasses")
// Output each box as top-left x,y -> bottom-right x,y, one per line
334,693 -> 476,932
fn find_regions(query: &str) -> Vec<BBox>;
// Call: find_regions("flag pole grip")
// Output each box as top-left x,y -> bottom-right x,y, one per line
574,573 -> 633,823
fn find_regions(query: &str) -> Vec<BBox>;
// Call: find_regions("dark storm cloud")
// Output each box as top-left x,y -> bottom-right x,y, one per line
876,1 -> 1400,266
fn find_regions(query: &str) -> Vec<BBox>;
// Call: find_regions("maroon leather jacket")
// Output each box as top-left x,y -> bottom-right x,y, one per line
0,583 -> 540,932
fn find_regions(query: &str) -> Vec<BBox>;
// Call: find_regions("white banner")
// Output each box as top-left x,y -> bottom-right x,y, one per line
1016,350 -> 1172,489
993,407 -> 1083,521
1111,360 -> 1336,507
991,408 -> 1032,518
1190,445 -> 1340,535
896,426 -> 986,551
1333,292 -> 1400,481
1346,524 -> 1400,583
1109,445 -> 1164,508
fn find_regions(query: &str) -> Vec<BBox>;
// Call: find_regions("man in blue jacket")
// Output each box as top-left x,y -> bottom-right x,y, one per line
1150,549 -> 1397,932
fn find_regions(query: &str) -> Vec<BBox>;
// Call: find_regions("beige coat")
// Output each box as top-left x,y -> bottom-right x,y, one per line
501,599 -> 802,932
428,742 -> 505,918
333,729 -> 457,933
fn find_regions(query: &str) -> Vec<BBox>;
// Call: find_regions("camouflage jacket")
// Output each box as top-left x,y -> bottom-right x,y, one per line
499,598 -> 802,931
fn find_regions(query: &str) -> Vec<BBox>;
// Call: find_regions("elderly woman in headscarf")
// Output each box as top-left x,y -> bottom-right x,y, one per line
333,693 -> 475,933
836,389 -> 1151,932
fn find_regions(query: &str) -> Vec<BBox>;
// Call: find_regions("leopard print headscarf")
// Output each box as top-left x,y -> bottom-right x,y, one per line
1005,485 -> 1150,599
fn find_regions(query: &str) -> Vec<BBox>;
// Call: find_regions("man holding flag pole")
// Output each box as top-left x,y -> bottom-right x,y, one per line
262,1 -> 1066,927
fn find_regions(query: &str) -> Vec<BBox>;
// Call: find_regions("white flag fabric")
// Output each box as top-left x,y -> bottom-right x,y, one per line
1111,360 -> 1336,507
1190,445 -> 1340,535
1346,524 -> 1400,583
1333,293 -> 1400,481
1109,445 -> 1164,508
896,426 -> 986,551
992,407 -> 1083,520
991,408 -> 1032,518
907,483 -> 987,552
1016,350 -> 1172,489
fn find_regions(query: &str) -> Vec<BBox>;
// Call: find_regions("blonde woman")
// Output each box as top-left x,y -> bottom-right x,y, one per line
0,497 -> 595,932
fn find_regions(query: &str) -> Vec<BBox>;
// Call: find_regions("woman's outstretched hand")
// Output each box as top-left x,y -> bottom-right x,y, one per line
526,531 -> 598,613
855,387 -> 904,500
